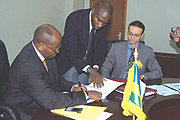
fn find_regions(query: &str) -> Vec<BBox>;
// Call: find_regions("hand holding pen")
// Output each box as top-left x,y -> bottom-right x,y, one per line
72,81 -> 87,92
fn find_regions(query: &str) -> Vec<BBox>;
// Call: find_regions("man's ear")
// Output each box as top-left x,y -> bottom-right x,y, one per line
141,33 -> 144,39
38,42 -> 44,51
92,7 -> 95,14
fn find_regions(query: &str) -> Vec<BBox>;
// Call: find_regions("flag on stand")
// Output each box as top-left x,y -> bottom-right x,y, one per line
121,60 -> 146,120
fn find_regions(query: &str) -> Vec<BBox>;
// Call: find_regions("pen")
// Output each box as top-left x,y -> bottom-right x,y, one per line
78,81 -> 83,91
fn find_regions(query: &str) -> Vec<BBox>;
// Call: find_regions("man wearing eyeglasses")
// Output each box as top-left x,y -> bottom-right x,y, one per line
101,20 -> 162,80
5,24 -> 102,120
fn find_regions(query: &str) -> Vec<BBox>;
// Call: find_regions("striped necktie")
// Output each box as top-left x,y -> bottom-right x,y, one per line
125,48 -> 135,79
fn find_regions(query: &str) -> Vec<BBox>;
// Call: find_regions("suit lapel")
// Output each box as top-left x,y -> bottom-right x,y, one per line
46,59 -> 54,83
29,43 -> 53,84
137,43 -> 143,60
84,9 -> 91,50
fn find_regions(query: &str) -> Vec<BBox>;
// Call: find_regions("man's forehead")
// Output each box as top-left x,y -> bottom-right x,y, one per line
129,26 -> 143,33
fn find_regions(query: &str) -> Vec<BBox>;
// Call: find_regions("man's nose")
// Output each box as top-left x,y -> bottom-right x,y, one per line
98,22 -> 103,28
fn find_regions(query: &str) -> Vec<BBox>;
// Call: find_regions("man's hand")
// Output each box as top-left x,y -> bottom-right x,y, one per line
140,74 -> 146,80
86,90 -> 102,101
89,69 -> 106,88
72,85 -> 87,91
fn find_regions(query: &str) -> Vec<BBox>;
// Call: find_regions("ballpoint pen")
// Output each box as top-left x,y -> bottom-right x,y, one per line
78,81 -> 83,91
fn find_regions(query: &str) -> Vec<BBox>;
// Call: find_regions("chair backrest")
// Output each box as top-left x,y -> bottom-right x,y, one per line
0,40 -> 21,120
155,52 -> 180,78
105,40 -> 145,57
0,40 -> 10,103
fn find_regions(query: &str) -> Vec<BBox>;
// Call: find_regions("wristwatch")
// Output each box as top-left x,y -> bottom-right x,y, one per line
87,67 -> 92,74
141,75 -> 146,80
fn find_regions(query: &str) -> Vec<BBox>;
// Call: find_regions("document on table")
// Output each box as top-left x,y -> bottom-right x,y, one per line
163,83 -> 179,91
85,77 -> 124,100
147,85 -> 178,96
51,105 -> 112,120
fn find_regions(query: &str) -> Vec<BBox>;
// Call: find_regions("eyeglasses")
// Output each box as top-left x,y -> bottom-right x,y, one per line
43,42 -> 62,53
128,31 -> 141,38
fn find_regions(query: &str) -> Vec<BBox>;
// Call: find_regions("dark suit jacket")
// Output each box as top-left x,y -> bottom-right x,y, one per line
101,41 -> 163,79
5,42 -> 86,120
56,9 -> 111,75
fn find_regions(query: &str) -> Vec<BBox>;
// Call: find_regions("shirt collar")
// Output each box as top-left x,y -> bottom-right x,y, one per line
127,41 -> 139,50
89,10 -> 93,34
32,41 -> 45,61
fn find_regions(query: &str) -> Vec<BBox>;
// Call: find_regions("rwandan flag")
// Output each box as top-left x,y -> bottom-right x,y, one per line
121,60 -> 146,120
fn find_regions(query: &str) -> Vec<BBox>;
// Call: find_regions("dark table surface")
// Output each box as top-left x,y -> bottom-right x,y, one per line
32,78 -> 180,120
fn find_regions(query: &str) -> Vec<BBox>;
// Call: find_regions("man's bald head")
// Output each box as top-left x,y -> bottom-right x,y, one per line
33,24 -> 61,44
33,24 -> 62,59
91,1 -> 113,30
94,1 -> 113,17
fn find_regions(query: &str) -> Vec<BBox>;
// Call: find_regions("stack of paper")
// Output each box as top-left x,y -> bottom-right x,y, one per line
51,105 -> 112,120
163,83 -> 179,91
85,77 -> 124,99
147,85 -> 178,96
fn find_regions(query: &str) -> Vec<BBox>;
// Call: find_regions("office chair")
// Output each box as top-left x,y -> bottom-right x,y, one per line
105,40 -> 145,57
0,40 -> 21,120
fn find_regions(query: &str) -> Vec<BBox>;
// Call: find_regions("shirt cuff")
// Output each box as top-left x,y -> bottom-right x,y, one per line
93,65 -> 99,70
83,65 -> 91,73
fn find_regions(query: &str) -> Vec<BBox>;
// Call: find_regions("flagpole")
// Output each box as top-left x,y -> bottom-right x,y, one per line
132,48 -> 138,120
133,115 -> 135,120
134,48 -> 138,63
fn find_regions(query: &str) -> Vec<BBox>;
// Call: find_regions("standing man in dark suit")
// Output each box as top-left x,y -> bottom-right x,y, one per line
5,24 -> 102,120
56,1 -> 113,88
101,20 -> 163,80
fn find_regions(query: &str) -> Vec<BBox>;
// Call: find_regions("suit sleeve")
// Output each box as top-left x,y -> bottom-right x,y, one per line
62,15 -> 88,72
143,48 -> 163,79
17,62 -> 86,110
101,44 -> 116,78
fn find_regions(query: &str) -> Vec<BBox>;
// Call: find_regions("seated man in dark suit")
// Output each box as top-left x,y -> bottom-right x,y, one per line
101,20 -> 163,80
5,24 -> 102,120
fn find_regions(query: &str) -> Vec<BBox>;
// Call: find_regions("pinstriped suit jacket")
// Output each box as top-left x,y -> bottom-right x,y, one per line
101,41 -> 163,79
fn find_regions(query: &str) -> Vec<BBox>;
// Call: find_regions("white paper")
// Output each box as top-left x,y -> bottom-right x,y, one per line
96,112 -> 113,120
147,85 -> 178,96
85,78 -> 124,99
163,83 -> 179,91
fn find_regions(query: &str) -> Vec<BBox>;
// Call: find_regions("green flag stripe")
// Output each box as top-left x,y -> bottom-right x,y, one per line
129,92 -> 142,108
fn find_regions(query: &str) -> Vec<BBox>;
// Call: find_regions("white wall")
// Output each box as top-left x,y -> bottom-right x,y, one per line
0,0 -> 86,64
1,0 -> 180,64
125,0 -> 180,53
0,0 -> 66,63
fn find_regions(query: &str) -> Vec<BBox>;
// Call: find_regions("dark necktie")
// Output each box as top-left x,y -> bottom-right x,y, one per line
86,28 -> 95,63
125,48 -> 135,79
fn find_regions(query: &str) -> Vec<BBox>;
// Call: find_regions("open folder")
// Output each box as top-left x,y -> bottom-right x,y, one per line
51,105 -> 107,120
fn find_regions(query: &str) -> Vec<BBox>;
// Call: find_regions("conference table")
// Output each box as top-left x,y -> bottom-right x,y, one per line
32,78 -> 180,120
